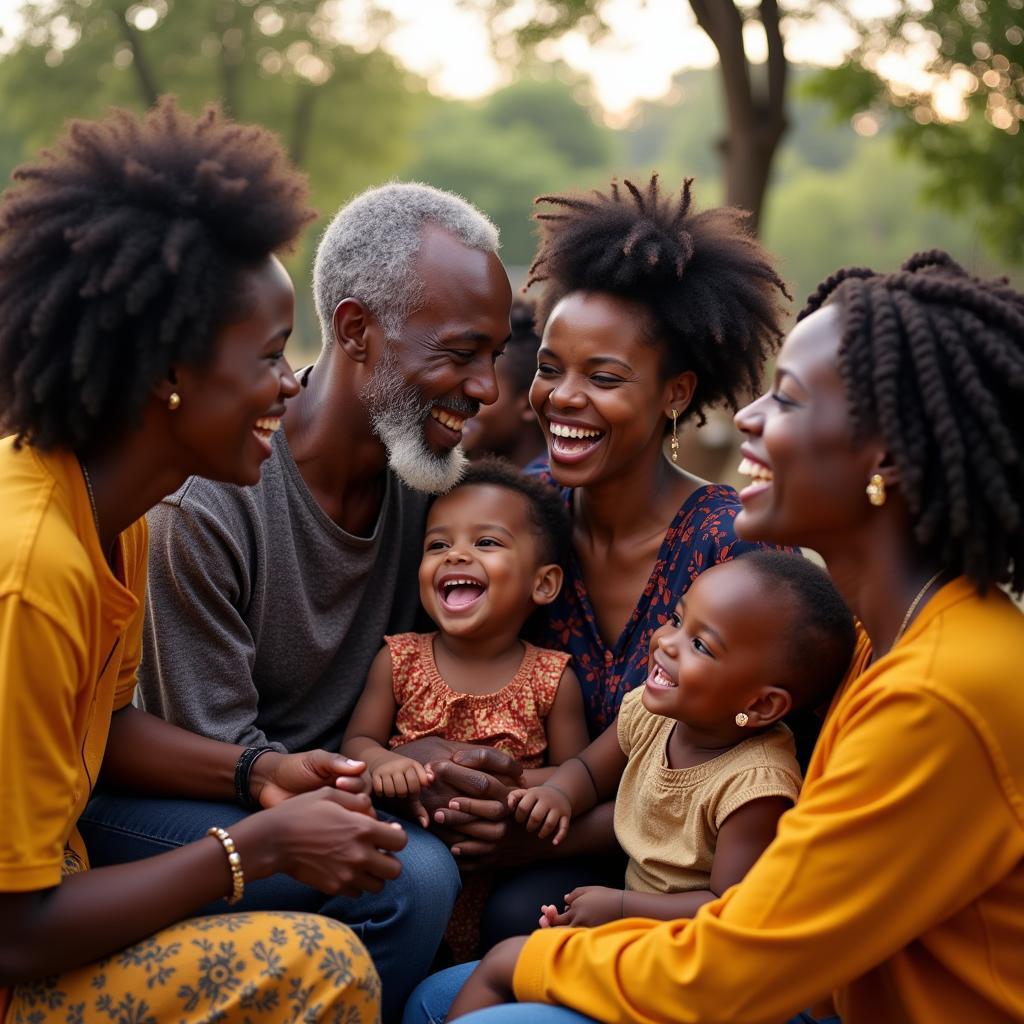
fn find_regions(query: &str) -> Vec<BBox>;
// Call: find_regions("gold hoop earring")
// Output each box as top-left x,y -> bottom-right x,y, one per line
670,409 -> 679,464
167,392 -> 181,411
735,712 -> 749,728
866,473 -> 886,507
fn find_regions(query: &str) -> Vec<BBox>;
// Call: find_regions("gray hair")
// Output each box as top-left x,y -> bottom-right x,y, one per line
313,181 -> 500,345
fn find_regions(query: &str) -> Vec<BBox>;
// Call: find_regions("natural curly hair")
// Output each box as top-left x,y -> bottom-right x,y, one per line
525,174 -> 791,425
800,250 -> 1024,596
0,97 -> 315,453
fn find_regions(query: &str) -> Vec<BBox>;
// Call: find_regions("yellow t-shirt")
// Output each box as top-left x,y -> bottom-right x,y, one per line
515,578 -> 1024,1023
0,437 -> 147,892
614,686 -> 801,895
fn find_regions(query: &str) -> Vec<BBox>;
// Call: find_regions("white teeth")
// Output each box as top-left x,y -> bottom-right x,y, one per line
549,422 -> 602,440
253,417 -> 280,437
651,664 -> 676,688
738,457 -> 773,482
431,408 -> 467,432
442,577 -> 483,590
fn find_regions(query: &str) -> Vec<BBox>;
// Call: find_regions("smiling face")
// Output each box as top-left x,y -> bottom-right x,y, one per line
732,304 -> 881,553
169,254 -> 299,486
419,483 -> 558,641
642,559 -> 792,728
361,226 -> 512,493
529,290 -> 687,488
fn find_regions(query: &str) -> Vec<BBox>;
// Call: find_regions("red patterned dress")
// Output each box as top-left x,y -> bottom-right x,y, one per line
385,632 -> 572,959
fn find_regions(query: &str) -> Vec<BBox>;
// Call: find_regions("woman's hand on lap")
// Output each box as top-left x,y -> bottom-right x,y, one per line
236,787 -> 406,897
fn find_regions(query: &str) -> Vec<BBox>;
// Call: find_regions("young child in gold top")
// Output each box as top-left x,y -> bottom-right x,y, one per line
510,550 -> 855,928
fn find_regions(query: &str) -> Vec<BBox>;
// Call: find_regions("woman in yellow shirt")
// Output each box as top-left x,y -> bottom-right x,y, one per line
414,251 -> 1024,1024
0,101 -> 406,1022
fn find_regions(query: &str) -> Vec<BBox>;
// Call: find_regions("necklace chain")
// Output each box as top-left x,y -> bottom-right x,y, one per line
893,569 -> 944,645
77,456 -> 101,536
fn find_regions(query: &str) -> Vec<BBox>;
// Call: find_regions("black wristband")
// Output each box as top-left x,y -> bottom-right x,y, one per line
234,746 -> 275,810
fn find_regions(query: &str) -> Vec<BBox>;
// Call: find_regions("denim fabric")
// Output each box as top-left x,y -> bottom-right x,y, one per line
80,791 -> 460,1023
402,961 -> 842,1024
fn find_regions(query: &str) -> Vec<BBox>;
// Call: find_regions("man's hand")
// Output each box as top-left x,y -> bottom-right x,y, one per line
538,885 -> 623,929
392,738 -> 523,852
251,750 -> 371,808
448,936 -> 529,1020
508,784 -> 572,844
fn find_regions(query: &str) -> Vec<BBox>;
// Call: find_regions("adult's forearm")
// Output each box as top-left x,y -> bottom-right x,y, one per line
0,831 -> 270,985
100,705 -> 242,800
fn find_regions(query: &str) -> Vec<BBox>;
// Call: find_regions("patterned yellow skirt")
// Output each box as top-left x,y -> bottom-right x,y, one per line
6,911 -> 379,1023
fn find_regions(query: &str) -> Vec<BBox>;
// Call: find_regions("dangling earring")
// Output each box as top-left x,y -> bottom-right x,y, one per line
866,473 -> 886,507
167,392 -> 181,411
670,409 -> 679,464
735,712 -> 749,727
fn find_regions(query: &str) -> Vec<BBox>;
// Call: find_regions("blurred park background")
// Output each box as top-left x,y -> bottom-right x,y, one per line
1,0 -> 1021,470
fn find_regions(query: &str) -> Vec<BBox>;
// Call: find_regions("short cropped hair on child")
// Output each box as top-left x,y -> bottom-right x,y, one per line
436,456 -> 570,567
738,550 -> 857,710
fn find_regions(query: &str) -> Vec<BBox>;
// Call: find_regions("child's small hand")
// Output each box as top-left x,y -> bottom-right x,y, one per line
371,756 -> 435,826
561,885 -> 623,927
507,783 -> 571,844
537,903 -> 567,928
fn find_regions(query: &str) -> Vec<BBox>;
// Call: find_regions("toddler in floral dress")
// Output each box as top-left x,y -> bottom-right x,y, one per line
343,457 -> 590,958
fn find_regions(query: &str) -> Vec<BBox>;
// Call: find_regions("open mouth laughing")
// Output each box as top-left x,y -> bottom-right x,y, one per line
737,454 -> 773,500
252,415 -> 281,455
646,661 -> 678,689
547,419 -> 606,464
437,573 -> 487,612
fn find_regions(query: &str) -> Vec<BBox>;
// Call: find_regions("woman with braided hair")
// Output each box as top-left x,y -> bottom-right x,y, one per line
0,101 -> 404,1022
419,251 -> 1024,1023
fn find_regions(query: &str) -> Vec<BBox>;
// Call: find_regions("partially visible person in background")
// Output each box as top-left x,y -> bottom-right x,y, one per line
462,297 -> 545,467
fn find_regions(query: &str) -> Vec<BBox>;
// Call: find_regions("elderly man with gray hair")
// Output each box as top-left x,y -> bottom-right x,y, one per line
77,183 -> 515,1021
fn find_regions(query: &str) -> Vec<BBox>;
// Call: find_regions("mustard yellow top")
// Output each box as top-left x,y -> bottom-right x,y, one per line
515,578 -> 1024,1023
615,686 -> 801,895
0,437 -> 147,892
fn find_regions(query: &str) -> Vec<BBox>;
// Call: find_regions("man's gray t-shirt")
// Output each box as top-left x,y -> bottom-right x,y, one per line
138,429 -> 428,752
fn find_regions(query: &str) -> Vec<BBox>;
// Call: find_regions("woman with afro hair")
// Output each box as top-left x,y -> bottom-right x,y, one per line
0,101 -> 404,1022
443,174 -> 793,951
420,251 -> 1024,1024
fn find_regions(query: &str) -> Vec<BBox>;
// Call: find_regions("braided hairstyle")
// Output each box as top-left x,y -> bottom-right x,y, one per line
0,98 -> 314,453
800,250 -> 1024,596
525,174 -> 791,425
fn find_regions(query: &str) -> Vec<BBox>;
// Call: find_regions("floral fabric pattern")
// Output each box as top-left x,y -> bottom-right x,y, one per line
530,465 -> 769,736
7,912 -> 380,1024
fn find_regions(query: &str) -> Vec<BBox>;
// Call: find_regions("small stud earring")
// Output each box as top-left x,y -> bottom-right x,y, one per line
167,392 -> 181,411
735,712 -> 749,727
670,409 -> 679,464
866,473 -> 886,507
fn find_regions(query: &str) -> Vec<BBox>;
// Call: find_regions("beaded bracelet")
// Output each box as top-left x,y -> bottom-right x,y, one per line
234,745 -> 275,810
207,826 -> 244,905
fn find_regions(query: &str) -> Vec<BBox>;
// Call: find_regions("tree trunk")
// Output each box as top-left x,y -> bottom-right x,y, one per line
113,4 -> 160,107
688,0 -> 788,234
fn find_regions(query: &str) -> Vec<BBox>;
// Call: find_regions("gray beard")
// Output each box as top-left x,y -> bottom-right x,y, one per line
360,342 -> 469,495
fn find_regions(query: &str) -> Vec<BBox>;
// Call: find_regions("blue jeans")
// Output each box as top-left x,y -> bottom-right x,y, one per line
80,791 -> 460,1023
402,962 -> 842,1024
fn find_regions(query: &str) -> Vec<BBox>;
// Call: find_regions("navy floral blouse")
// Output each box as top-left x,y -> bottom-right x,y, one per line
530,465 -> 767,737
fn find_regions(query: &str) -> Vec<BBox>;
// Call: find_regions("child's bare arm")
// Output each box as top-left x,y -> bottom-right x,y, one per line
342,647 -> 433,824
546,795 -> 794,924
521,665 -> 589,788
509,717 -> 627,842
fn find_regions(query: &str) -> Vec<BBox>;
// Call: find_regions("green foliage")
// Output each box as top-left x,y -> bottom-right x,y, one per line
807,0 -> 1024,263
0,0 -> 416,212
